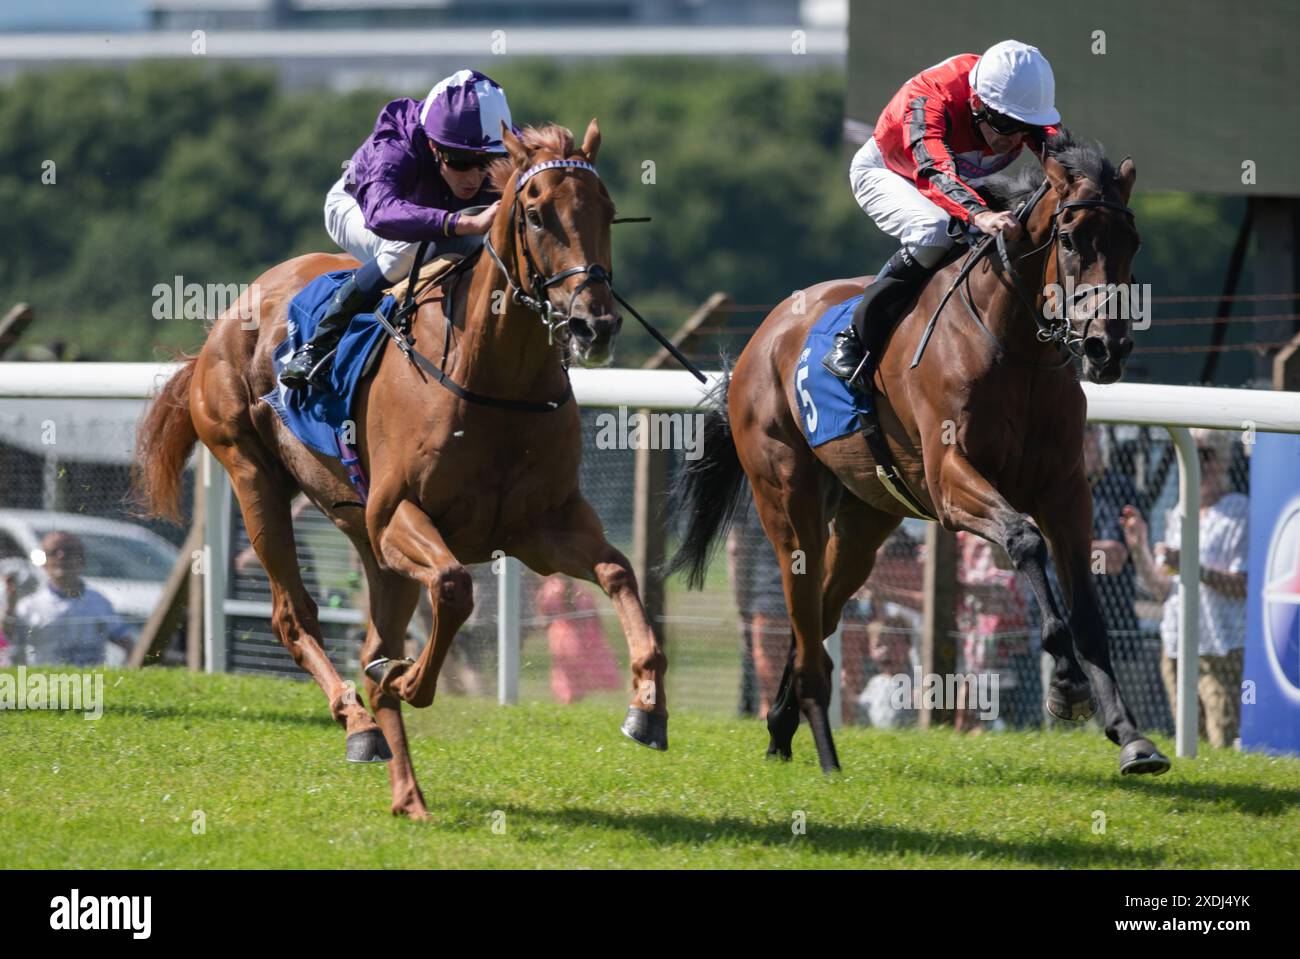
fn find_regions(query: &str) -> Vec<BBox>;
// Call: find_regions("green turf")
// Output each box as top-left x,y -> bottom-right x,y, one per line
2,668 -> 1298,869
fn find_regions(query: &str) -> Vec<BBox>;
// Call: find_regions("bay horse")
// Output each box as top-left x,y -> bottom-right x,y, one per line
670,133 -> 1170,777
134,121 -> 669,820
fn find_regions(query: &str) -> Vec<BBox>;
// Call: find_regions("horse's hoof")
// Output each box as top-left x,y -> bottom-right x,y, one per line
765,737 -> 792,761
346,728 -> 393,763
1120,738 -> 1171,776
363,656 -> 414,686
798,698 -> 842,774
620,707 -> 668,750
1045,684 -> 1097,722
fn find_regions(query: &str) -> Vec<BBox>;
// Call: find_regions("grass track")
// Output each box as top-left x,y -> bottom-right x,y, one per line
2,668 -> 1298,869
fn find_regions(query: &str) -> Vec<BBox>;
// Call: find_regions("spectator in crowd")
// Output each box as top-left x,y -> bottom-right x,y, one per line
534,575 -> 623,704
856,613 -> 918,729
955,531 -> 1031,732
843,524 -> 923,724
728,493 -> 790,718
837,583 -> 874,725
1121,428 -> 1248,748
2,531 -> 133,666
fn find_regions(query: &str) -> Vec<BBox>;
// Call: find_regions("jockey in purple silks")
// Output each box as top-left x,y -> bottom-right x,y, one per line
281,69 -> 517,391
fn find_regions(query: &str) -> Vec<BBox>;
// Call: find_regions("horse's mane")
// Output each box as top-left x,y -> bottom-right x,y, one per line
487,124 -> 577,193
976,129 -> 1122,212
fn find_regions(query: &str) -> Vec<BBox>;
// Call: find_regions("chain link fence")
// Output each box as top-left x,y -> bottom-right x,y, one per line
0,397 -> 188,667
0,391 -> 1254,747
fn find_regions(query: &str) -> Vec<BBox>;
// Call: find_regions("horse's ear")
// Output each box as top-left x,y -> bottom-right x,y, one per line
580,117 -> 601,163
501,121 -> 528,167
1042,153 -> 1071,198
1115,156 -> 1137,204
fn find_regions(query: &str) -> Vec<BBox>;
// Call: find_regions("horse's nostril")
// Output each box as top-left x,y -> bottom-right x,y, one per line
569,316 -> 593,342
1119,337 -> 1135,358
1083,337 -> 1108,362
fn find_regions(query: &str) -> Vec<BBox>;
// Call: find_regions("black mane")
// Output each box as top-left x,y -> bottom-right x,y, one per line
975,129 -> 1121,212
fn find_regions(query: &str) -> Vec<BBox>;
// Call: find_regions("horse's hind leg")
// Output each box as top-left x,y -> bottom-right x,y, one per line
750,469 -> 839,773
211,445 -> 388,760
765,493 -> 901,760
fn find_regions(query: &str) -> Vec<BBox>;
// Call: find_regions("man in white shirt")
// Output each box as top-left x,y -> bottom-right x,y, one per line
1121,429 -> 1248,747
2,532 -> 133,667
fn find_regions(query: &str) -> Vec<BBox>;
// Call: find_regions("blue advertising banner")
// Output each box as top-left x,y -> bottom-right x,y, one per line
1242,432 -> 1300,756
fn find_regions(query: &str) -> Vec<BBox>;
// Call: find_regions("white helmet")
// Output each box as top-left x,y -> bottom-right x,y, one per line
971,40 -> 1059,126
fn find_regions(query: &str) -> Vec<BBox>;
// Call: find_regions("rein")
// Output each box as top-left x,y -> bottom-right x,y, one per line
380,247 -> 572,413
909,175 -> 1135,370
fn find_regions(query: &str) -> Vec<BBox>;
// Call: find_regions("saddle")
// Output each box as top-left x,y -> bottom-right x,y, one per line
384,253 -> 465,302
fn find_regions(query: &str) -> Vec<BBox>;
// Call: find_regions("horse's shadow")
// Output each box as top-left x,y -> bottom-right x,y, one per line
101,701 -> 336,729
882,747 -> 1300,819
1045,766 -> 1300,818
498,803 -> 1164,867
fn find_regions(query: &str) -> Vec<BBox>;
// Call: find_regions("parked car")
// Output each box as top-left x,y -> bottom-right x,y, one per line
0,510 -> 180,642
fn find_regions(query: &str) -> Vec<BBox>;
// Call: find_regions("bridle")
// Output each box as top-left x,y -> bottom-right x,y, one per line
379,154 -> 704,408
1008,189 -> 1137,355
483,158 -> 612,346
912,173 -> 1136,369
482,156 -> 704,378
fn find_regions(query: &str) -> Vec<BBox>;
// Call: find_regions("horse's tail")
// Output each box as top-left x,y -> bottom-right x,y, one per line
132,354 -> 200,524
665,365 -> 749,590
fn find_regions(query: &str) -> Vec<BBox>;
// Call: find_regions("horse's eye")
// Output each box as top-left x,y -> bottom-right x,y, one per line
526,208 -> 542,228
1060,233 -> 1075,253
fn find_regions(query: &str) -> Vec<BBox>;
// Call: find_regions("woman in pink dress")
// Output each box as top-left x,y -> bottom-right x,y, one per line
534,576 -> 623,703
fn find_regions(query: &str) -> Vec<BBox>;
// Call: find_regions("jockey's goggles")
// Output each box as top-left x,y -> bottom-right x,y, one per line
437,149 -> 493,172
976,107 -> 1036,137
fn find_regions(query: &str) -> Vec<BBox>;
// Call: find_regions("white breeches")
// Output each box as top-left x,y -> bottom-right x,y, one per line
849,137 -> 964,263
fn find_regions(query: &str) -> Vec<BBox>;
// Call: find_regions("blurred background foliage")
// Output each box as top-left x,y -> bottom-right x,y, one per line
0,58 -> 1249,381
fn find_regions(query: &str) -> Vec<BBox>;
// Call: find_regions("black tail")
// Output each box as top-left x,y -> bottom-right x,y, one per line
664,366 -> 749,590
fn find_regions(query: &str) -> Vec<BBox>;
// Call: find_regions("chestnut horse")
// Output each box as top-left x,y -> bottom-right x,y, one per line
134,121 -> 669,820
670,134 -> 1170,776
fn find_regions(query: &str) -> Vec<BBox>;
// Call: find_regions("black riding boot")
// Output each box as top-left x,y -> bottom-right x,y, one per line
281,259 -> 389,391
821,247 -> 936,393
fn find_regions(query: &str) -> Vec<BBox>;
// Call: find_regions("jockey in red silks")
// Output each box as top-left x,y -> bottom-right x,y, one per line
823,40 -> 1062,391
282,69 -> 516,391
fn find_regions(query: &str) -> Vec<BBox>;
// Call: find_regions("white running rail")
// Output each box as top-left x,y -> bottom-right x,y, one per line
5,362 -> 1298,759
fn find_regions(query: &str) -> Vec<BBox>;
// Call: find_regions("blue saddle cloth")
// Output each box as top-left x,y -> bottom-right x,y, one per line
261,270 -> 394,458
795,294 -> 873,448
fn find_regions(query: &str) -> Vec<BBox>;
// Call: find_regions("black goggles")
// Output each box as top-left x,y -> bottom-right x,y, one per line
437,150 -> 492,172
977,108 -> 1036,137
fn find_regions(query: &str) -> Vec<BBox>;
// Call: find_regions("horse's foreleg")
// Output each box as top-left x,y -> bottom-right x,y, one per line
933,452 -> 1095,722
1036,479 -> 1170,775
355,561 -> 429,818
513,493 -> 667,750
373,500 -> 473,709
